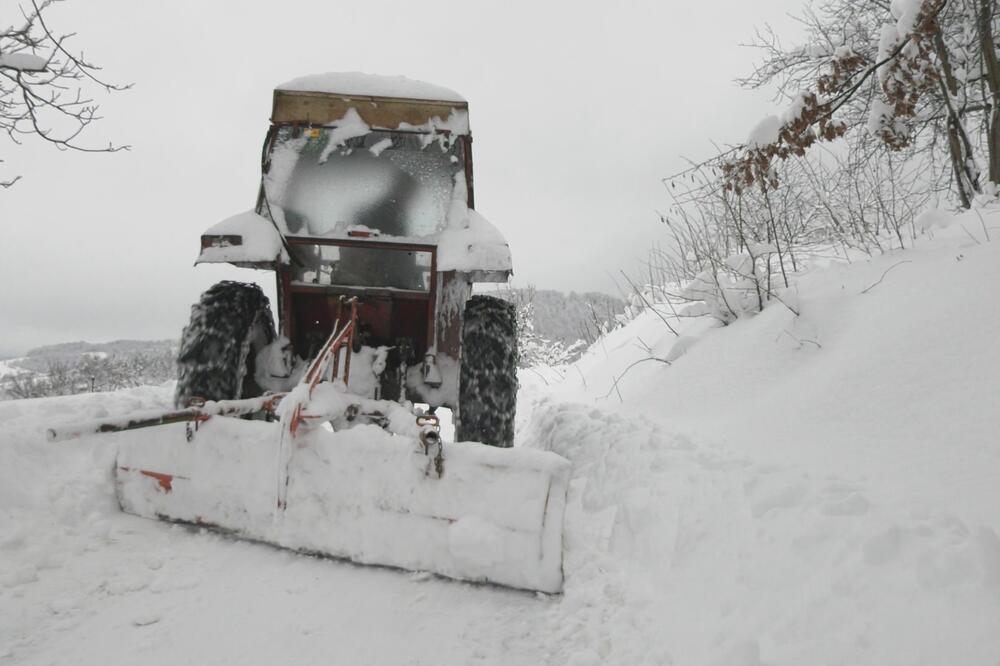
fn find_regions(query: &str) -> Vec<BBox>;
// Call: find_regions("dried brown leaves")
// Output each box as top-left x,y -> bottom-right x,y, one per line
722,0 -> 945,193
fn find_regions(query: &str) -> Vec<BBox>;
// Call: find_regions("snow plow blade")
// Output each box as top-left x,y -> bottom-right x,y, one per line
114,417 -> 570,594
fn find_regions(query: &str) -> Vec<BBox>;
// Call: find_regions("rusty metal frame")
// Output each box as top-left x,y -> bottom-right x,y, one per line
278,236 -> 438,355
288,297 -> 358,437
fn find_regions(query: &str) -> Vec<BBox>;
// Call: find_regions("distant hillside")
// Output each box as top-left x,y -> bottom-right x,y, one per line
13,339 -> 177,373
496,288 -> 626,345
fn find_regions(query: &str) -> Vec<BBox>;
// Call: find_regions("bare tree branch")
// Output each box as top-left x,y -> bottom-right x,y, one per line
0,0 -> 130,184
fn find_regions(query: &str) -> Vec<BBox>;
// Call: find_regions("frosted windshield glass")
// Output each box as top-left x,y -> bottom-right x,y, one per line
269,128 -> 463,238
291,244 -> 432,292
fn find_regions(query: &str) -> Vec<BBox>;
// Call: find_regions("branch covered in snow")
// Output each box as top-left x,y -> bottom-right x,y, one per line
0,0 -> 130,185
2,349 -> 176,400
720,0 -> 950,196
504,286 -> 589,368
673,0 -> 1000,211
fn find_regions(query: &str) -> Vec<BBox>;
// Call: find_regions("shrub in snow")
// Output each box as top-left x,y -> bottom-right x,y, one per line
3,372 -> 49,400
676,244 -> 789,324
516,298 -> 587,368
630,202 -> 795,329
2,351 -> 177,400
506,287 -> 588,368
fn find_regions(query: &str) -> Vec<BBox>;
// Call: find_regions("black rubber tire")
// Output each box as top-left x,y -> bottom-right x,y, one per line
457,295 -> 518,447
174,281 -> 276,407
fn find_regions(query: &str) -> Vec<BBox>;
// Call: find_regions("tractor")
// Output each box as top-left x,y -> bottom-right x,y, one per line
182,72 -> 518,447
48,74 -> 570,594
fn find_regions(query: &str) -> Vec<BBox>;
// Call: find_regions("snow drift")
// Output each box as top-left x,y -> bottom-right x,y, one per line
517,206 -> 1000,664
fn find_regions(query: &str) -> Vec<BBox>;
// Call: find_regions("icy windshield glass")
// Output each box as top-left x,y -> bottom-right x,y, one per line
267,127 -> 464,238
290,243 -> 432,292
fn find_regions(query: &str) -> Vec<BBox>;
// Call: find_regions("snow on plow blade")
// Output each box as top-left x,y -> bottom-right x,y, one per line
115,418 -> 570,593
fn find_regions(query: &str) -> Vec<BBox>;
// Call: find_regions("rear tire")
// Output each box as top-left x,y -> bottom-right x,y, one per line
175,281 -> 276,407
457,295 -> 518,447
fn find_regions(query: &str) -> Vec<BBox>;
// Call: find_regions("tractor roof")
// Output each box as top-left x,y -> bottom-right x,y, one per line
272,72 -> 468,131
277,72 -> 465,102
196,73 -> 510,278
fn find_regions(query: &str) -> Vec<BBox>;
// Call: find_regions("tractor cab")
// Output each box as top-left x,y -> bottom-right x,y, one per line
193,73 -> 513,413
86,74 -> 568,593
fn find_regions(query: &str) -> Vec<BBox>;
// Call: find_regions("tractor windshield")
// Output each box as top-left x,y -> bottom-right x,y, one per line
289,243 -> 433,292
265,126 -> 465,239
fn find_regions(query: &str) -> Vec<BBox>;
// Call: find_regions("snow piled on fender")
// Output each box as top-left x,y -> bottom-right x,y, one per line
437,209 -> 512,273
437,173 -> 512,273
196,210 -> 287,264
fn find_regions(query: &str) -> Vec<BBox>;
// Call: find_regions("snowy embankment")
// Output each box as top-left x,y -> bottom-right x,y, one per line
3,208 -> 1000,664
522,207 -> 1000,665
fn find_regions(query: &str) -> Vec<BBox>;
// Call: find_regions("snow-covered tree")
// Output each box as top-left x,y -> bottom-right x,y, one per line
1,0 -> 129,187
510,286 -> 587,368
653,0 -> 999,327
722,0 -> 1000,207
2,350 -> 177,399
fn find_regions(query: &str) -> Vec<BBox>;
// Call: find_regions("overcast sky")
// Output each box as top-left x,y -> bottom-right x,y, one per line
0,0 -> 805,357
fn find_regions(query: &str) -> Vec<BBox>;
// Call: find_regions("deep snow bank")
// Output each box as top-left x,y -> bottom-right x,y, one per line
549,209 -> 1000,525
518,207 -> 1000,664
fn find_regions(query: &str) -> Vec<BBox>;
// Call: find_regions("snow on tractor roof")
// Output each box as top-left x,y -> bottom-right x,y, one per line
272,73 -> 468,135
276,72 -> 465,103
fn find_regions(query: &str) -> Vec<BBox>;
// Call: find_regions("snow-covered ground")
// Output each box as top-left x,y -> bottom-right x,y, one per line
3,209 -> 1000,664
0,388 -> 548,665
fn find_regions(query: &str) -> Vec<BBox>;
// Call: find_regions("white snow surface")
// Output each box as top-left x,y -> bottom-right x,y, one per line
276,71 -> 466,103
0,386 -> 557,665
437,209 -> 513,273
747,114 -> 782,148
4,206 -> 1000,664
437,173 -> 513,273
891,0 -> 928,36
396,108 -> 470,136
317,108 -> 371,163
196,210 -> 287,265
0,52 -> 47,72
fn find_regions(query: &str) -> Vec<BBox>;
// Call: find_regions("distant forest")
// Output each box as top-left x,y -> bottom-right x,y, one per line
495,288 -> 625,346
